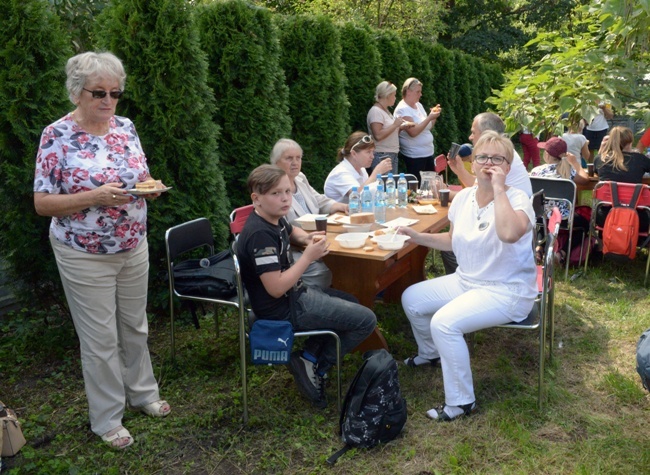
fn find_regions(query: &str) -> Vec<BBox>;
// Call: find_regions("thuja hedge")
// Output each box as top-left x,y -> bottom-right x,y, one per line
277,14 -> 349,188
339,22 -> 382,134
96,0 -> 230,306
376,30 -> 413,103
196,0 -> 292,209
0,0 -> 73,308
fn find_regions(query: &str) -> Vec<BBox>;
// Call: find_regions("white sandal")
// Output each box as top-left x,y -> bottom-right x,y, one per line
139,400 -> 171,418
101,427 -> 134,449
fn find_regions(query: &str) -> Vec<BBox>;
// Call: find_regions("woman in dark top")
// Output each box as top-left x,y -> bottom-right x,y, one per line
593,126 -> 650,229
595,126 -> 650,182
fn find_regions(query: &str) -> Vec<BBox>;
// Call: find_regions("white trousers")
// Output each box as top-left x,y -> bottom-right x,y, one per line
51,236 -> 160,435
401,273 -> 534,407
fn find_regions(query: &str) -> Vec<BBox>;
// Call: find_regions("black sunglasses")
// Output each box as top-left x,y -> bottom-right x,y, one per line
83,88 -> 124,99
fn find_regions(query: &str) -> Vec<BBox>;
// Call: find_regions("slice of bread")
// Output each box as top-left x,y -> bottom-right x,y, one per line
350,212 -> 375,224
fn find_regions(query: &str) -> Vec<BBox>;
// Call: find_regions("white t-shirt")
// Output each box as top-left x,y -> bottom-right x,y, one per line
367,105 -> 399,153
507,151 -> 533,196
449,186 -> 537,301
394,100 -> 434,158
324,159 -> 371,203
586,109 -> 609,131
562,132 -> 588,160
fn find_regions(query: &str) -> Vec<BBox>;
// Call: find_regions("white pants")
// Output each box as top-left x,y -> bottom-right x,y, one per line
401,273 -> 534,407
51,236 -> 160,435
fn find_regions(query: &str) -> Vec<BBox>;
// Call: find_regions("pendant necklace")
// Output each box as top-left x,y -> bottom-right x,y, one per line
473,189 -> 494,231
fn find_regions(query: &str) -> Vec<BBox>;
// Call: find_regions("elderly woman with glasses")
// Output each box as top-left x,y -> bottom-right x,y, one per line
270,139 -> 348,288
394,78 -> 441,183
324,131 -> 393,203
367,81 -> 413,175
33,52 -> 170,450
398,131 -> 537,422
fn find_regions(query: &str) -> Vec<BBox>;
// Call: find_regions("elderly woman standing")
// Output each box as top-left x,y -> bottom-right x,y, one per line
394,78 -> 441,183
270,139 -> 348,288
324,131 -> 392,203
399,131 -> 537,421
366,81 -> 411,175
33,52 -> 170,449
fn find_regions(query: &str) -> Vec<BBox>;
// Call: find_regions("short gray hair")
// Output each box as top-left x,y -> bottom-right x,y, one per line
270,138 -> 302,165
374,81 -> 397,102
474,112 -> 505,134
66,52 -> 126,105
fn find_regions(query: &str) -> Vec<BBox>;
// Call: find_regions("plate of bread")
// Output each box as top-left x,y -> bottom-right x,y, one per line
130,179 -> 172,195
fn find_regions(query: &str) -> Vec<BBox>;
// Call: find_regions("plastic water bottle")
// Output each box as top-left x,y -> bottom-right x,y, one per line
397,173 -> 408,208
374,181 -> 386,224
361,185 -> 373,214
349,186 -> 360,215
385,173 -> 396,208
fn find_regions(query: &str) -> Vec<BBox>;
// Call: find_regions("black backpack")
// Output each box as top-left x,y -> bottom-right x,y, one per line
636,328 -> 650,391
327,349 -> 407,465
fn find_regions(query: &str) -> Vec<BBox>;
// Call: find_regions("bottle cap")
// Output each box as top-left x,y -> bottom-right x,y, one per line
364,185 -> 369,190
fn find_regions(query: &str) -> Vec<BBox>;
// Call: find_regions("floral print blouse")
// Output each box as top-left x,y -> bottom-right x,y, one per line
34,114 -> 149,254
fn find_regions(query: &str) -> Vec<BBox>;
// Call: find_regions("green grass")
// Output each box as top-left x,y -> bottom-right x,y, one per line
2,251 -> 650,474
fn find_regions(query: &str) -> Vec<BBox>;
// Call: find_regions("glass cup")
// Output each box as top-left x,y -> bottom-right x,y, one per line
439,189 -> 450,207
315,216 -> 328,232
587,163 -> 594,177
448,142 -> 461,160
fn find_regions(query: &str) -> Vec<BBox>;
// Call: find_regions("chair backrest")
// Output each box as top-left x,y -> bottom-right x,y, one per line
531,189 -> 545,219
165,217 -> 214,263
548,206 -> 562,237
434,154 -> 447,174
593,181 -> 650,207
530,177 -> 576,208
230,204 -> 255,236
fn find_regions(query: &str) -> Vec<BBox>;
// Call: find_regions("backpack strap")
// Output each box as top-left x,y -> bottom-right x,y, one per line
610,182 -> 620,207
338,358 -> 368,432
629,184 -> 643,209
326,444 -> 352,466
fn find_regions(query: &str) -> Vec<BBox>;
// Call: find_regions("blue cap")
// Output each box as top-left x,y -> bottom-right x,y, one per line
458,143 -> 473,158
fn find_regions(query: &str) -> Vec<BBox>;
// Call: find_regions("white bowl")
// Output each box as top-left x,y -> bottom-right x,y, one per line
335,233 -> 369,249
373,234 -> 411,250
343,223 -> 373,233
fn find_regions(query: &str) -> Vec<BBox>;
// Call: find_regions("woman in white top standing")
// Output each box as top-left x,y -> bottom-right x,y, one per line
366,81 -> 412,175
399,131 -> 537,422
324,131 -> 392,203
394,77 -> 441,183
583,102 -> 613,161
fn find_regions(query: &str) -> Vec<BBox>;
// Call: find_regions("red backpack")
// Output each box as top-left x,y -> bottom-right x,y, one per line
602,182 -> 643,261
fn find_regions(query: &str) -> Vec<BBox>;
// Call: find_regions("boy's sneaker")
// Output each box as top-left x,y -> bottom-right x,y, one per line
288,351 -> 327,409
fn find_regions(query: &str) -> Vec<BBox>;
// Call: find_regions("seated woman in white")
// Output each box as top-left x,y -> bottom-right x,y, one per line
324,131 -> 392,203
399,131 -> 537,421
270,139 -> 348,288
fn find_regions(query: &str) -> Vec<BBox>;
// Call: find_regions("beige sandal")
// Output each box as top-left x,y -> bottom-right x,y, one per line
101,427 -> 134,449
139,400 -> 171,417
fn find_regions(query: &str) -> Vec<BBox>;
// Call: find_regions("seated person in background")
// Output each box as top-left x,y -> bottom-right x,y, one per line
593,126 -> 650,231
270,139 -> 348,288
399,131 -> 537,421
324,131 -> 392,203
236,165 -> 377,409
531,137 -> 590,261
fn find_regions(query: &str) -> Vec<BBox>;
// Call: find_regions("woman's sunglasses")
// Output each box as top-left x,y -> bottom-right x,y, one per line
83,88 -> 124,100
351,135 -> 373,152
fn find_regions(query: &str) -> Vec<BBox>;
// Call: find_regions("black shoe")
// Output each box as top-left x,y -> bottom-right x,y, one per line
404,355 -> 440,368
426,402 -> 477,421
288,351 -> 327,408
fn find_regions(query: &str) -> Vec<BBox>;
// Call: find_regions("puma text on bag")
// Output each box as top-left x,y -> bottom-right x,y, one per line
602,182 -> 643,262
172,249 -> 236,299
636,328 -> 650,391
327,349 -> 407,465
1,402 -> 26,457
249,319 -> 294,365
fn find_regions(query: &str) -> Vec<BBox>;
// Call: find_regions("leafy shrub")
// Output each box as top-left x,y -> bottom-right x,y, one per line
0,0 -> 73,309
339,22 -> 382,133
428,43 -> 459,152
403,38 -> 435,112
96,0 -> 230,308
375,30 -> 412,102
196,0 -> 292,209
277,14 -> 349,189
451,50 -> 473,137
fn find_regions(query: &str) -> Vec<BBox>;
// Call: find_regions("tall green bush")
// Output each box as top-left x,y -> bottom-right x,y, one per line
428,43 -> 458,152
196,0 -> 292,209
375,30 -> 411,102
96,0 -> 230,307
451,50 -> 473,137
277,14 -> 349,189
338,22 -> 382,133
0,0 -> 73,309
403,38 -> 435,112
467,56 -> 482,121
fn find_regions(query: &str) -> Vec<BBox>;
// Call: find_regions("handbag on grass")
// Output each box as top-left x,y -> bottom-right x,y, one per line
249,319 -> 294,365
1,401 -> 26,457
